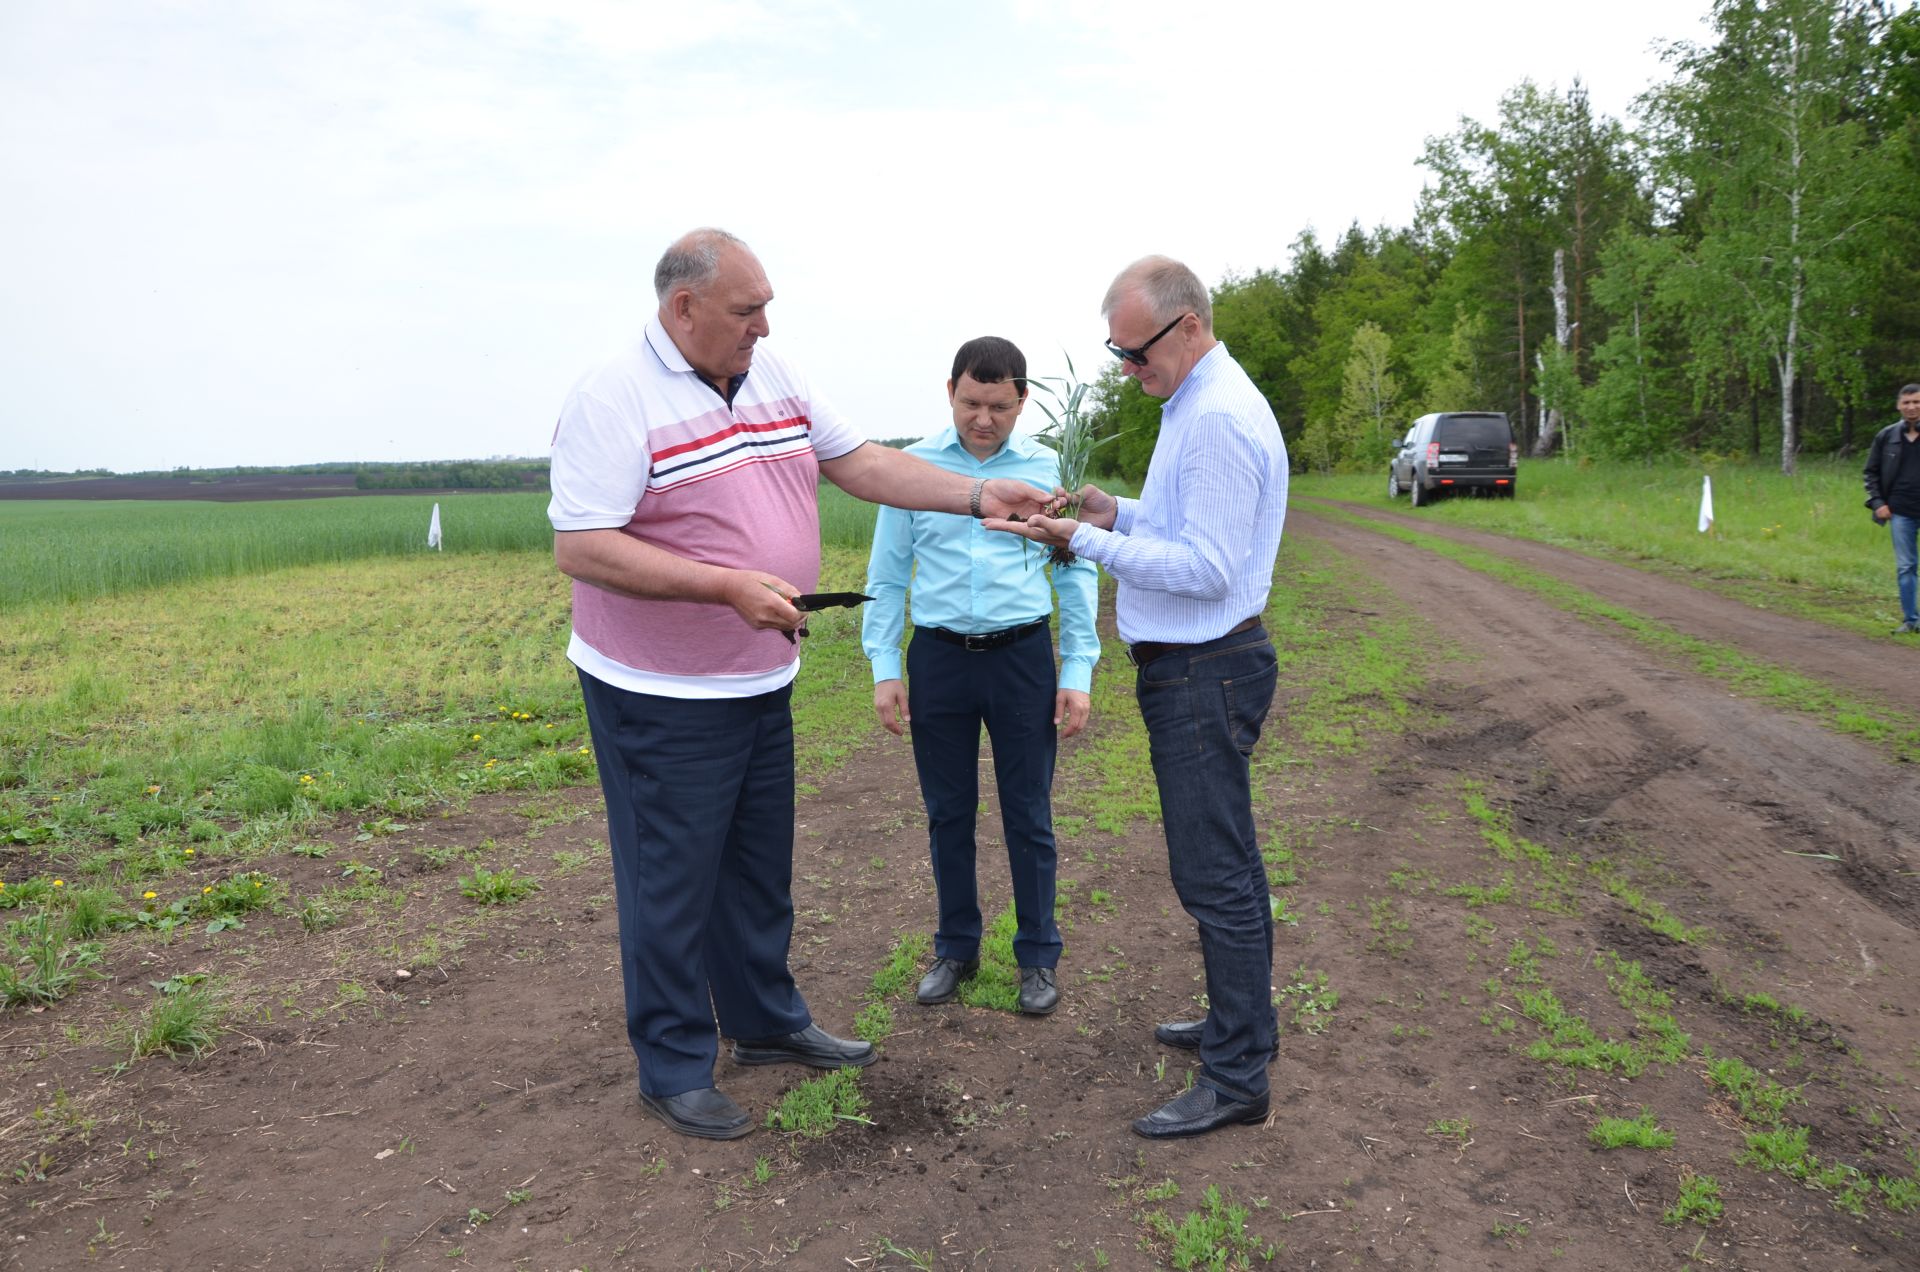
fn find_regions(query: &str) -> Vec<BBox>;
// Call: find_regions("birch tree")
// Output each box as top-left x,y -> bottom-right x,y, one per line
1650,0 -> 1895,474
1334,322 -> 1400,464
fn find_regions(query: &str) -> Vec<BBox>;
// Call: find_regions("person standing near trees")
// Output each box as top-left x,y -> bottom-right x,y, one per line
1864,383 -> 1920,635
548,228 -> 1052,1140
862,336 -> 1100,1019
986,255 -> 1288,1139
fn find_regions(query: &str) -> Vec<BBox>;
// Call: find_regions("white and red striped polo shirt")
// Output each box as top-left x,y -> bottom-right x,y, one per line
548,318 -> 864,698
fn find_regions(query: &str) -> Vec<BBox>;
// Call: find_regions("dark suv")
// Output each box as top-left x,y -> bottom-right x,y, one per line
1388,412 -> 1517,505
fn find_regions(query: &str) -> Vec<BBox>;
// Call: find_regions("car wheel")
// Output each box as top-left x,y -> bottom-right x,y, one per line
1388,471 -> 1401,498
1410,479 -> 1425,508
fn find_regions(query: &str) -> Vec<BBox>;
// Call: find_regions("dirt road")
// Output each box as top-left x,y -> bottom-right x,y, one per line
5,506 -> 1917,1271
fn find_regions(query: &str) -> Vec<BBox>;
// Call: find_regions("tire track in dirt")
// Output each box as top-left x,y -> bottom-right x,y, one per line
1294,508 -> 1920,1003
1307,497 -> 1920,718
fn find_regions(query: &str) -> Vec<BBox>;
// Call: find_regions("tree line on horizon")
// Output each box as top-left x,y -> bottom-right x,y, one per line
1088,0 -> 1919,482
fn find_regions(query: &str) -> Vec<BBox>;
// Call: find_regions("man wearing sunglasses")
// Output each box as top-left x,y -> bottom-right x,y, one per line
549,228 -> 1054,1141
986,255 -> 1289,1139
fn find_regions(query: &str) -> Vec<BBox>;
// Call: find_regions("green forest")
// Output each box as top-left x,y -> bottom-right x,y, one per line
1091,0 -> 1920,481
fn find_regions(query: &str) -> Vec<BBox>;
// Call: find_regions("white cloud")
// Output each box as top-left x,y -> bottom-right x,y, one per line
0,0 -> 1713,471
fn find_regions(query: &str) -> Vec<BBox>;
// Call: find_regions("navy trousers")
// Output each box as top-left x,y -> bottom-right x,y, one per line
1135,626 -> 1279,1102
905,623 -> 1062,969
577,670 -> 812,1099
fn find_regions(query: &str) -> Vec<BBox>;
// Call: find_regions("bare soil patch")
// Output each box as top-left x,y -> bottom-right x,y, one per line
4,514 -> 1918,1270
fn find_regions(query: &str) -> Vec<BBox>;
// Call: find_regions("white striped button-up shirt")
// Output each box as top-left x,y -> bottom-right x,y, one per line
1067,343 -> 1288,645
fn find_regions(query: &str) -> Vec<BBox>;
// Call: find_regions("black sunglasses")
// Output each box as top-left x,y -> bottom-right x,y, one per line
1105,313 -> 1189,366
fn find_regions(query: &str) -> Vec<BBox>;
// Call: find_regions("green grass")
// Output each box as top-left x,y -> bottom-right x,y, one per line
1663,1171 -> 1723,1227
458,866 -> 537,906
124,983 -> 223,1061
1139,1184 -> 1277,1271
0,526 -> 881,891
764,1067 -> 870,1137
0,494 -> 553,609
1589,1110 -> 1675,1151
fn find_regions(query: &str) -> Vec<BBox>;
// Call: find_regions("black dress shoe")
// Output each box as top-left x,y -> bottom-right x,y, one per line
1131,1085 -> 1270,1139
1154,1019 -> 1280,1059
731,1023 -> 876,1069
915,956 -> 979,1005
1019,967 -> 1059,1015
639,1086 -> 752,1140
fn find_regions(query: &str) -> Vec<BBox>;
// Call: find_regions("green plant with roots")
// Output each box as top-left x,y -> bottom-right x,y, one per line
1026,354 -> 1121,568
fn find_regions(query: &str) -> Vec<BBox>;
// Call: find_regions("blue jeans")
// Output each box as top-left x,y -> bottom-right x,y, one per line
1892,513 -> 1919,625
906,623 -> 1061,969
1135,626 -> 1279,1102
577,671 -> 812,1098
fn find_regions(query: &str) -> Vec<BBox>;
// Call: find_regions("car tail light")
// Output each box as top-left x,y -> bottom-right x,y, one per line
1509,442 -> 1519,467
1425,441 -> 1440,468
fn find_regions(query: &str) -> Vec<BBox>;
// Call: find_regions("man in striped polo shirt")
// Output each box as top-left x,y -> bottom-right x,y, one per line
549,228 -> 1051,1140
988,255 -> 1289,1139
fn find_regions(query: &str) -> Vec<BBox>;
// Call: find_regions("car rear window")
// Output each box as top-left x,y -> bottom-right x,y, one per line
1436,416 -> 1510,449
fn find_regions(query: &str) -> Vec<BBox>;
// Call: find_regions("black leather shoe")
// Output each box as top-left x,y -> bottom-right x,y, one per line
1131,1085 -> 1270,1139
1019,967 -> 1059,1015
639,1086 -> 752,1140
1154,1019 -> 1280,1059
731,1023 -> 876,1069
915,957 -> 979,1005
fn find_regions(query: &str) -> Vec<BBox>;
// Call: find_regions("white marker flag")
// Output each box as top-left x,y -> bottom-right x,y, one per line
1697,475 -> 1713,534
428,502 -> 443,550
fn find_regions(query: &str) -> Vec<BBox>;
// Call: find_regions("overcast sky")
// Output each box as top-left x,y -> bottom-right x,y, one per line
0,0 -> 1717,474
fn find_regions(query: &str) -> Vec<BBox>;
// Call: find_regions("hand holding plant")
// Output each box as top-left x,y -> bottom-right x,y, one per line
1023,355 -> 1120,566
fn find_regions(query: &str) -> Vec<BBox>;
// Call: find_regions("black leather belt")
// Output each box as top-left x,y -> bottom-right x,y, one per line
924,618 -> 1048,651
1127,615 -> 1261,668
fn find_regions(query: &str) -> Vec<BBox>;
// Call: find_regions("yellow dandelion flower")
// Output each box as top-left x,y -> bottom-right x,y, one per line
50,795 -> 61,802
53,879 -> 65,887
143,890 -> 157,900
184,849 -> 195,856
544,724 -> 554,730
472,734 -> 482,741
254,881 -> 264,888
203,886 -> 213,894
300,774 -> 315,784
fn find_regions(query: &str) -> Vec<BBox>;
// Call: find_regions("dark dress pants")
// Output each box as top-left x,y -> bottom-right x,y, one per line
577,670 -> 811,1099
1135,626 -> 1279,1102
905,624 -> 1062,970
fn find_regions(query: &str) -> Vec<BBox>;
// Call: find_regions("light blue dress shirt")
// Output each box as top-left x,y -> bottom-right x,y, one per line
863,426 -> 1101,693
1067,344 -> 1288,645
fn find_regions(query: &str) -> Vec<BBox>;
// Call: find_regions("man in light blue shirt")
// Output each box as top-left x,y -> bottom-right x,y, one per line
864,336 -> 1101,1017
989,258 -> 1288,1138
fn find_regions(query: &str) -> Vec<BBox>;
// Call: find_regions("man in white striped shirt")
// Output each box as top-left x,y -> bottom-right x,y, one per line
989,255 -> 1288,1138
